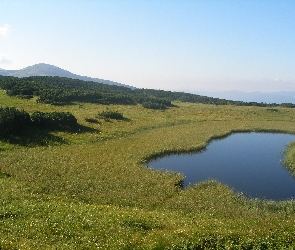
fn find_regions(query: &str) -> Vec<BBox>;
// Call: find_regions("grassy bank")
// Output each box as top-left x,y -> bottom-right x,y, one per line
1,91 -> 295,249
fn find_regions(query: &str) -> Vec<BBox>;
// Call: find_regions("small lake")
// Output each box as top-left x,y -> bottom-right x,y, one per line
148,133 -> 295,200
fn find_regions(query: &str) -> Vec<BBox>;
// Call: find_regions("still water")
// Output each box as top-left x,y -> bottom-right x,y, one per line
148,133 -> 295,200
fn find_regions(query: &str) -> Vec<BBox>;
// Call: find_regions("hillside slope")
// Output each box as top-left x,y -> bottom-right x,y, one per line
0,63 -> 134,89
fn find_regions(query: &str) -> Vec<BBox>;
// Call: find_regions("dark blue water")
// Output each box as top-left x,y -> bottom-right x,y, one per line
148,133 -> 295,200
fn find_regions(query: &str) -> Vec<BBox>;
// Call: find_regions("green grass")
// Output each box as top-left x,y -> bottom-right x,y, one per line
2,91 -> 295,249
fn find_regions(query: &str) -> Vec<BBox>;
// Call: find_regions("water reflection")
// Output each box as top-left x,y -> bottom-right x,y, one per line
148,133 -> 295,200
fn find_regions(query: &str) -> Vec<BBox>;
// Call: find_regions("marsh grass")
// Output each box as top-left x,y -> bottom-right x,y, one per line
284,141 -> 295,177
2,92 -> 295,248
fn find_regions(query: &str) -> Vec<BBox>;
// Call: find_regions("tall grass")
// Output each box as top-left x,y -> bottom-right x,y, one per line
1,92 -> 295,248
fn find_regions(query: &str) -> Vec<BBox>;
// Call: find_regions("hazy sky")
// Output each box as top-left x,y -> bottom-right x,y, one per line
0,0 -> 294,93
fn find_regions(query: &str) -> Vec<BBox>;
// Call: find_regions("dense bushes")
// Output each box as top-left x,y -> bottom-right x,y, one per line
0,106 -> 78,135
98,111 -> 124,120
31,111 -> 77,130
1,75 -> 294,108
0,76 -> 170,108
37,90 -> 136,106
141,101 -> 166,110
0,107 -> 31,134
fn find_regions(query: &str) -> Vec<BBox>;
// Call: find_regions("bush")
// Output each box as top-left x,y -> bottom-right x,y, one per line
85,118 -> 99,124
98,111 -> 124,120
0,106 -> 31,134
31,111 -> 77,130
141,101 -> 166,110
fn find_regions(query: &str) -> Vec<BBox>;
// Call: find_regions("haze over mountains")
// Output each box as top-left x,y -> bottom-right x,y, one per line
197,90 -> 295,104
0,63 -> 294,104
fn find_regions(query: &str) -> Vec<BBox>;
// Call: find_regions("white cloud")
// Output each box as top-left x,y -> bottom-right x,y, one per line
0,53 -> 12,64
0,24 -> 11,37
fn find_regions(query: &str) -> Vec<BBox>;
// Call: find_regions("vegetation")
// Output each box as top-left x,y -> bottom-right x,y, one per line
1,79 -> 295,248
283,142 -> 295,177
31,111 -> 77,130
1,75 -> 294,108
0,106 -> 77,133
0,106 -> 31,134
141,101 -> 167,110
134,88 -> 295,108
97,110 -> 125,120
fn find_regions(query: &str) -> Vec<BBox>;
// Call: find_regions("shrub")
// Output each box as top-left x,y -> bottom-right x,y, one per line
31,111 -> 77,130
98,111 -> 124,120
85,118 -> 99,124
141,101 -> 166,110
0,106 -> 31,134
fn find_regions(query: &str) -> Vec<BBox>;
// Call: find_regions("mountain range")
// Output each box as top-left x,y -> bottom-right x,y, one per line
0,63 -> 134,89
197,90 -> 295,105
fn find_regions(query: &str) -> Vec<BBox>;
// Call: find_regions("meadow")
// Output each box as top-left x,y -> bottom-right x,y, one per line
1,89 -> 295,249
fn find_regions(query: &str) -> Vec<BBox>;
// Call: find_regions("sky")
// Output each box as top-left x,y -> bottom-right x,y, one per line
0,0 -> 295,93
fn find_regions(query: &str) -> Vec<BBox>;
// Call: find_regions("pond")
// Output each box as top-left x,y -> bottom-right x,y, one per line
148,133 -> 295,200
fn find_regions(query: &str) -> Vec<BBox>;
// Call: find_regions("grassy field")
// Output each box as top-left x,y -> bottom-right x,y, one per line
1,89 -> 295,249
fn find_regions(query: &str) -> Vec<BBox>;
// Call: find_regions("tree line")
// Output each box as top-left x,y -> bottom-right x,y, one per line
0,75 -> 294,108
133,88 -> 295,108
0,76 -> 170,109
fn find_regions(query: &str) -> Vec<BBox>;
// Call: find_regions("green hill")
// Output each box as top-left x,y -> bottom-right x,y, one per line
0,75 -> 293,109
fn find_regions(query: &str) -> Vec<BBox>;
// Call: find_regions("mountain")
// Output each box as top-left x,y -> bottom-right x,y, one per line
0,63 -> 134,89
197,90 -> 295,104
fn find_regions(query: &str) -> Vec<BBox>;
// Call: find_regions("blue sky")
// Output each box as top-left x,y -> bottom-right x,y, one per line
0,0 -> 294,93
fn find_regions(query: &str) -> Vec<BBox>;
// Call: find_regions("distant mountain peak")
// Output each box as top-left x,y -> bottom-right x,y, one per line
0,63 -> 134,89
